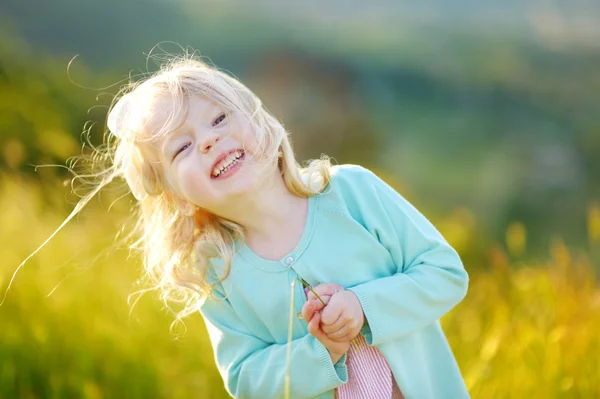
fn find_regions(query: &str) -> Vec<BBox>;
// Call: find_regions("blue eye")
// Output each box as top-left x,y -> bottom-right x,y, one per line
173,143 -> 190,160
213,113 -> 227,126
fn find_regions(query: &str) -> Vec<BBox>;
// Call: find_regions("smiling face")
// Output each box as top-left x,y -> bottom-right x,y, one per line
148,94 -> 270,213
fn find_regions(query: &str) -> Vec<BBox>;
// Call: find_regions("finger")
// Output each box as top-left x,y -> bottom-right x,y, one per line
308,296 -> 328,311
307,312 -> 325,339
312,283 -> 340,296
308,283 -> 344,299
309,313 -> 343,351
327,325 -> 350,340
302,300 -> 322,322
306,291 -> 332,305
322,316 -> 346,334
322,317 -> 350,335
331,332 -> 356,343
326,312 -> 353,333
321,303 -> 344,326
301,301 -> 313,322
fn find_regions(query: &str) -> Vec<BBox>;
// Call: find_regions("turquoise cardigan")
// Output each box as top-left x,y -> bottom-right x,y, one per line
200,165 -> 470,399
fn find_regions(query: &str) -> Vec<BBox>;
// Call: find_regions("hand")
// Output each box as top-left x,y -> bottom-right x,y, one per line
301,283 -> 349,362
302,282 -> 344,322
320,290 -> 365,342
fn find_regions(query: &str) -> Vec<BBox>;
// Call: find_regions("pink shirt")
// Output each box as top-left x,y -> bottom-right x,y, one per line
302,287 -> 404,399
335,334 -> 404,399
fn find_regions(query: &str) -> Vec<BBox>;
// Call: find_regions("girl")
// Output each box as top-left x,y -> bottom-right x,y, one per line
80,55 -> 469,398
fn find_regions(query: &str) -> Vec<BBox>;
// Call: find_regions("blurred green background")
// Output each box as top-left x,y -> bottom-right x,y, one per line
1,1 -> 599,398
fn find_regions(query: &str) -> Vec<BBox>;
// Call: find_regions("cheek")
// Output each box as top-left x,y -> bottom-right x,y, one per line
176,159 -> 210,195
234,117 -> 261,155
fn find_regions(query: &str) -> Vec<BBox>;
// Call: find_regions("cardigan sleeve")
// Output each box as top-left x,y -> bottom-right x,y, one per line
340,166 -> 469,346
200,284 -> 348,399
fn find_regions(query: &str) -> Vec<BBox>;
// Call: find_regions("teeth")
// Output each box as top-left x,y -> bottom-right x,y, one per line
212,151 -> 243,177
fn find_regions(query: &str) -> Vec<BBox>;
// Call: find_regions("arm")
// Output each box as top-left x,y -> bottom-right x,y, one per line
346,167 -> 469,346
200,285 -> 348,399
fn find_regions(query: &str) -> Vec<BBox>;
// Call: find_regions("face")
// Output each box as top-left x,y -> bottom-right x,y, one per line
150,95 -> 268,213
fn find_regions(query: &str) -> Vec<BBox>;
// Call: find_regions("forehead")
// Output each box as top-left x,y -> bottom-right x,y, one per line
141,94 -> 221,140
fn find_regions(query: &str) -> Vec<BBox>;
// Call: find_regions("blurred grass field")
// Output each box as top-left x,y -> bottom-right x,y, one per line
1,173 -> 599,399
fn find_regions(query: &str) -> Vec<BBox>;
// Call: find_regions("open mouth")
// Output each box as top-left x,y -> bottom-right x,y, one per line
211,149 -> 245,179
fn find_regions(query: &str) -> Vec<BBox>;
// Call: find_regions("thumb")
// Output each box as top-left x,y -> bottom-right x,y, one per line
308,311 -> 327,342
302,299 -> 323,322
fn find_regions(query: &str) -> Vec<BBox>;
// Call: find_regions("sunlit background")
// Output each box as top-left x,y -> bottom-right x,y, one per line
1,1 -> 599,398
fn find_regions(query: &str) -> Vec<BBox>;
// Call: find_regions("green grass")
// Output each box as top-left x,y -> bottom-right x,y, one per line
1,174 -> 598,398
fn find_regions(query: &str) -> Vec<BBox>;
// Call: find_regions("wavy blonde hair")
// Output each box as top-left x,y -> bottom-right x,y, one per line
8,53 -> 331,328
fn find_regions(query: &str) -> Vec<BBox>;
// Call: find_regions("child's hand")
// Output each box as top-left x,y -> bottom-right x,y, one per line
302,284 -> 366,344
302,282 -> 344,321
320,290 -> 365,342
301,283 -> 349,362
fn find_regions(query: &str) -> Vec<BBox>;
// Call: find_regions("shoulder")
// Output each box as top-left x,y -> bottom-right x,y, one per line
318,164 -> 388,215
317,164 -> 406,234
324,163 -> 412,214
327,163 -> 387,198
329,163 -> 379,187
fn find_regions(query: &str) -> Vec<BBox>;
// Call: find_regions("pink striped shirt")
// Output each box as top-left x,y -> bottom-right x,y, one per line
335,333 -> 404,399
302,287 -> 404,398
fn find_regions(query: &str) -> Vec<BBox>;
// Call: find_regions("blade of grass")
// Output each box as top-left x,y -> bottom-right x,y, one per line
297,277 -> 326,306
284,279 -> 296,399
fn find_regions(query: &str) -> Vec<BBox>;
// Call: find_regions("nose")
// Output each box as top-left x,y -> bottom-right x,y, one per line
198,132 -> 221,154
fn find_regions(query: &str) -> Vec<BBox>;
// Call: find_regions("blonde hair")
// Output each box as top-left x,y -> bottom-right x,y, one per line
6,52 -> 331,328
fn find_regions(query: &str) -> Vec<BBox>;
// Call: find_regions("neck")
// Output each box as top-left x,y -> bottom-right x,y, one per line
213,169 -> 307,243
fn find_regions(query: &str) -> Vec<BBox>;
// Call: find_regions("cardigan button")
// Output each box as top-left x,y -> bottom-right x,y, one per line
285,256 -> 295,265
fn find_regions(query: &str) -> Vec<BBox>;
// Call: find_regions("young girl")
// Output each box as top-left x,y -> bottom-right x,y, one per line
93,55 -> 468,398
